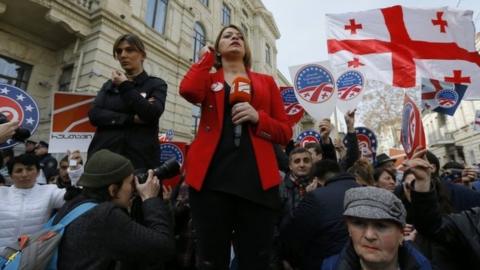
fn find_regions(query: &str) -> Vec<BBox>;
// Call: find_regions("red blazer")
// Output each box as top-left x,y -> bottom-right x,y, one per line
179,52 -> 293,191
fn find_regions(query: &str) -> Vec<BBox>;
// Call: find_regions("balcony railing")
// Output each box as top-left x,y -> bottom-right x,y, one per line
68,0 -> 100,12
428,131 -> 454,146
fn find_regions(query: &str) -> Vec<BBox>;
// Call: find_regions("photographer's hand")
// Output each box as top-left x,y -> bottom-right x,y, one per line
0,120 -> 19,143
135,170 -> 161,201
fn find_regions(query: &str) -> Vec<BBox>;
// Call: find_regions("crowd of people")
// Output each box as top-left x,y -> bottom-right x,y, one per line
1,25 -> 480,270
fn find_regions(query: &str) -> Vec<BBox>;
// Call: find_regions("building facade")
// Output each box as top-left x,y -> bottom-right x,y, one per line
0,0 -> 287,144
422,100 -> 480,166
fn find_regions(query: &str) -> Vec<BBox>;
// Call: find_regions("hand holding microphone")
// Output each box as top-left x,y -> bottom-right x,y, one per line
230,76 -> 257,146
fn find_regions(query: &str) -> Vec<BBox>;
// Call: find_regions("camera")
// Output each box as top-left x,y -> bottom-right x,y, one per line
0,113 -> 31,142
135,157 -> 181,184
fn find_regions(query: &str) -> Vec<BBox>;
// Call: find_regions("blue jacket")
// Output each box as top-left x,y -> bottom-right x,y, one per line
322,240 -> 431,270
279,173 -> 359,269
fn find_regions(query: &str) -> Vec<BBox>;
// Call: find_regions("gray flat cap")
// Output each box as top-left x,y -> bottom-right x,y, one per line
344,186 -> 406,226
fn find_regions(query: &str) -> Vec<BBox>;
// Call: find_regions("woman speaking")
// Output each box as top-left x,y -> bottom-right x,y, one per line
179,25 -> 292,269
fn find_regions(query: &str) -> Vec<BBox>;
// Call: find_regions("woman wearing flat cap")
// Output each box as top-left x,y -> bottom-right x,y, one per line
322,186 -> 431,270
53,149 -> 174,269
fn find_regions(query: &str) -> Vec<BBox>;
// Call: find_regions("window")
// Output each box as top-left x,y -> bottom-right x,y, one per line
145,0 -> 168,34
265,43 -> 271,65
193,22 -> 206,62
222,4 -> 231,26
199,0 -> 208,7
0,55 -> 32,90
58,65 -> 73,92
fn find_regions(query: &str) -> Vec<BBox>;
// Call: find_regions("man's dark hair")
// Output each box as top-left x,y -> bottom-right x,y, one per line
304,142 -> 323,155
312,159 -> 341,181
60,155 -> 69,163
7,154 -> 40,175
288,147 -> 311,163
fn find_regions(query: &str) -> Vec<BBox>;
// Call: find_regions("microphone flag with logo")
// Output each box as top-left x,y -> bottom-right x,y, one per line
229,76 -> 251,147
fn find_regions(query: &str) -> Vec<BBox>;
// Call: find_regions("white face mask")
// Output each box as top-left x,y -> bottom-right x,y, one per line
67,165 -> 84,187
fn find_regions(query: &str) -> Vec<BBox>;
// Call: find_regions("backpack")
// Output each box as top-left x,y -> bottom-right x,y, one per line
0,202 -> 97,270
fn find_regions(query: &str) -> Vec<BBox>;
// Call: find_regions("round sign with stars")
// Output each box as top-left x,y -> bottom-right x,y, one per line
160,143 -> 184,166
346,127 -> 377,164
296,130 -> 322,147
294,65 -> 335,104
436,88 -> 458,109
0,83 -> 40,149
280,87 -> 304,124
336,70 -> 364,101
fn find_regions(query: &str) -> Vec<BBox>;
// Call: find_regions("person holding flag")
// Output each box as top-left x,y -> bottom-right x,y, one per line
179,24 -> 292,269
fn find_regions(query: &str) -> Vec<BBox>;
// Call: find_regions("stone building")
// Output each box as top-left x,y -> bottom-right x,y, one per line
0,0 -> 287,144
422,100 -> 480,166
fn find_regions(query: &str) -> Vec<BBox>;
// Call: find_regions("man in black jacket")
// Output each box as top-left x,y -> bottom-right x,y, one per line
407,149 -> 480,268
88,34 -> 167,170
280,159 -> 359,269
34,141 -> 58,184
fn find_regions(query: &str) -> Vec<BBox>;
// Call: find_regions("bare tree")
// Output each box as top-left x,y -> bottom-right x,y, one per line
357,80 -> 420,150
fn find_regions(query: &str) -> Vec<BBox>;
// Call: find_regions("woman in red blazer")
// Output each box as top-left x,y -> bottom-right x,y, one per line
179,24 -> 292,269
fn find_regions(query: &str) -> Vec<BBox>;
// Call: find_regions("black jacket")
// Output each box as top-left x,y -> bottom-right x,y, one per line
339,132 -> 359,172
411,189 -> 480,269
88,71 -> 167,169
55,195 -> 174,270
38,153 -> 58,181
280,172 -> 359,269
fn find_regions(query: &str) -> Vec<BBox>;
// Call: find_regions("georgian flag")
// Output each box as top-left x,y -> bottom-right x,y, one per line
326,5 -> 480,100
421,78 -> 467,116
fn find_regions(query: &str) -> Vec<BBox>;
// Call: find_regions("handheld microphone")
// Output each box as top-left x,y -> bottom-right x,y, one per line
229,76 -> 251,147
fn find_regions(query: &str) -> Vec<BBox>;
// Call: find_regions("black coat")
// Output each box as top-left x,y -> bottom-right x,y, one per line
280,173 -> 359,269
38,153 -> 58,181
88,71 -> 167,169
411,189 -> 480,269
55,195 -> 174,270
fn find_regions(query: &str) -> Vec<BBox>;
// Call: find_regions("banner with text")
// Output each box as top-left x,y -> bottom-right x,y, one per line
49,92 -> 96,153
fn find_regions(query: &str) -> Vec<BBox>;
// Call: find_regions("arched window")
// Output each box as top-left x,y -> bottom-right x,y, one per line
145,0 -> 168,34
193,22 -> 206,62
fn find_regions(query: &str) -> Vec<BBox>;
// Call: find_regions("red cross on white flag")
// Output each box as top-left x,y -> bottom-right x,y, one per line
326,5 -> 480,100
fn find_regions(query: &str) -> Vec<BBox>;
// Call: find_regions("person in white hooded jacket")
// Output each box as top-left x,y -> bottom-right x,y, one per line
0,154 -> 65,251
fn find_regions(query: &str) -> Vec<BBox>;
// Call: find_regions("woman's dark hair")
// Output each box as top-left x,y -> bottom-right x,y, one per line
348,158 -> 374,186
426,150 -> 440,178
7,154 -> 40,175
373,167 -> 395,183
214,24 -> 252,69
402,169 -> 453,213
113,33 -> 146,59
